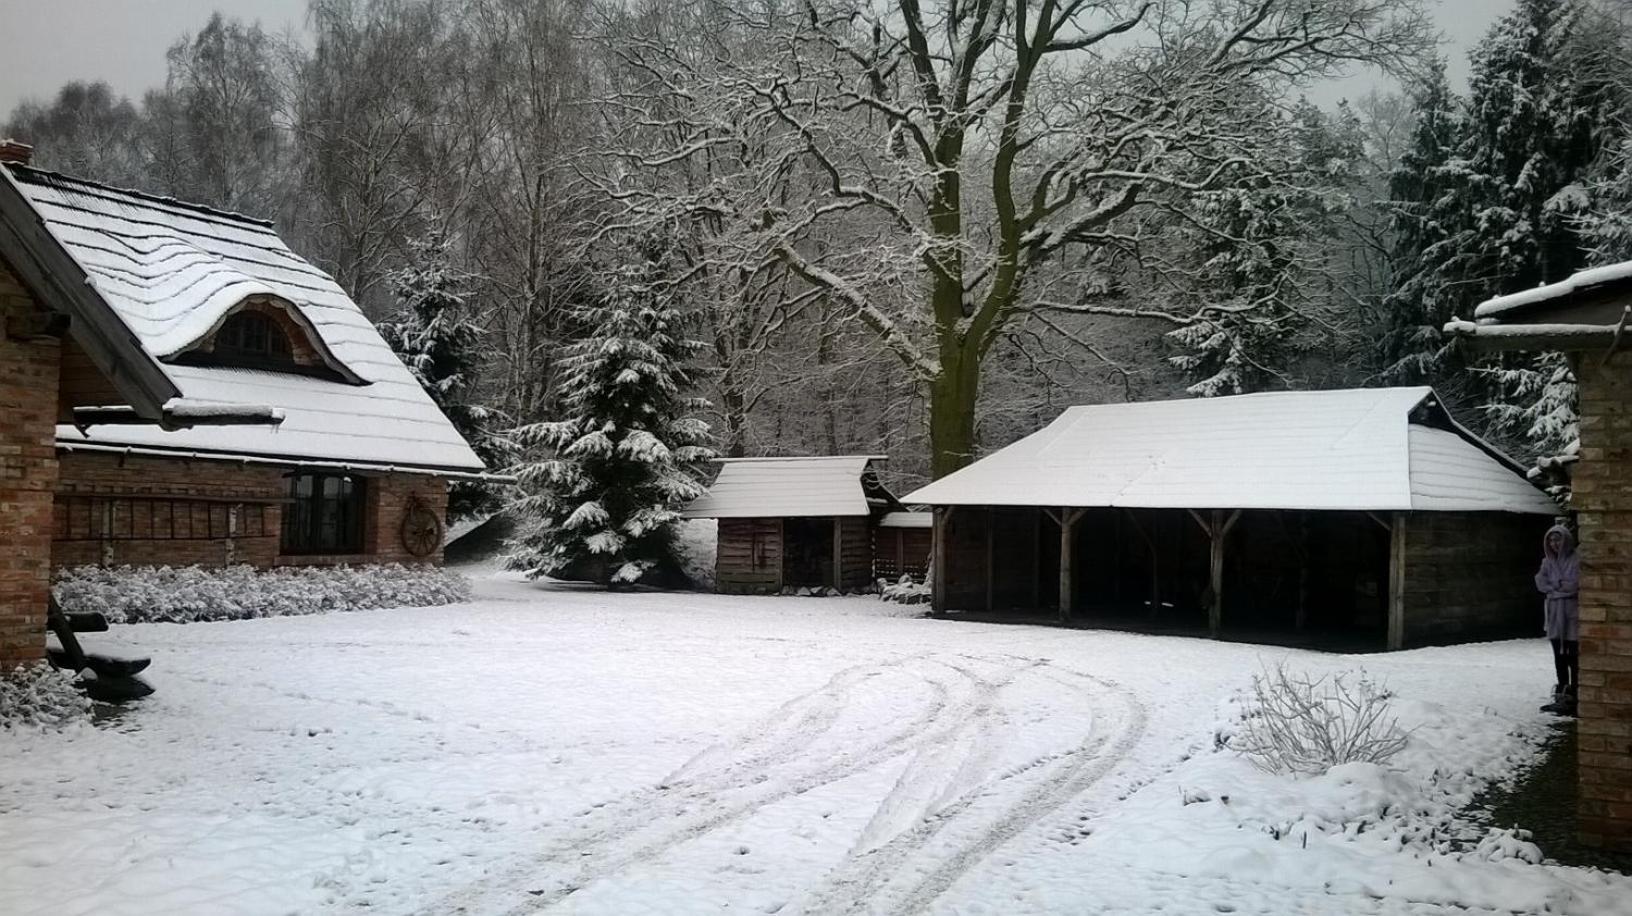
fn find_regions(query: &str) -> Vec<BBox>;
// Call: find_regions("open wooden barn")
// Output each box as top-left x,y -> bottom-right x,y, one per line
685,457 -> 902,595
904,388 -> 1561,650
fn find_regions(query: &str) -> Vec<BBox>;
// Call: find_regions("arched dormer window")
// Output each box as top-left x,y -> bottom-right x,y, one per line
214,311 -> 294,366
169,300 -> 363,384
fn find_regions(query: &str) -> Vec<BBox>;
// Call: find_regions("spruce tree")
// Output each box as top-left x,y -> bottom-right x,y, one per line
383,232 -> 505,518
1168,101 -> 1364,395
1380,61 -> 1468,383
1383,0 -> 1616,467
506,235 -> 714,586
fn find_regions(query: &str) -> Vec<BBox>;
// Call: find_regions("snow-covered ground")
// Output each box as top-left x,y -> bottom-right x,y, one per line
3,571 -> 1628,916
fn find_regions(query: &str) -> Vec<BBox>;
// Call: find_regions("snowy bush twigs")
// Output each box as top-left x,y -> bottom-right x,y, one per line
53,564 -> 471,624
1,663 -> 91,729
1233,664 -> 1411,776
506,230 -> 714,587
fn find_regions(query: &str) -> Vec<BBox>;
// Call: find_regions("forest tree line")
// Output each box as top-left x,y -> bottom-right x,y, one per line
7,0 -> 1632,576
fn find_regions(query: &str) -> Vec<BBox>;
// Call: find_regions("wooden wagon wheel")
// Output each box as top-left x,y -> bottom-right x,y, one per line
400,495 -> 443,558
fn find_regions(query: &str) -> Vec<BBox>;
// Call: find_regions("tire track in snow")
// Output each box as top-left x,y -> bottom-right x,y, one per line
423,654 -> 981,915
788,662 -> 1146,916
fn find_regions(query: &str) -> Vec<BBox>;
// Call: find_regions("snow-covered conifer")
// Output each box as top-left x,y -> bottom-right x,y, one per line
383,231 -> 506,517
506,233 -> 715,586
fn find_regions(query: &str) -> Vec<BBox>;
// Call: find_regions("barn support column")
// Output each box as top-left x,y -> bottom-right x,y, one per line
984,508 -> 995,612
1051,508 -> 1086,623
1127,510 -> 1160,621
1387,512 -> 1407,651
831,516 -> 843,592
931,507 -> 954,615
1190,508 -> 1242,638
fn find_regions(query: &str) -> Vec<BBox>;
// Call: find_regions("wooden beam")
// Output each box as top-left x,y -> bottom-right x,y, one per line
1205,509 -> 1241,639
931,507 -> 952,615
1387,512 -> 1407,651
1058,508 -> 1086,622
1031,510 -> 1042,609
776,518 -> 785,592
985,507 -> 995,612
1295,512 -> 1310,633
832,516 -> 843,592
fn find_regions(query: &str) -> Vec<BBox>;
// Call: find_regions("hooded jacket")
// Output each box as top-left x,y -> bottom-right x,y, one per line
1535,524 -> 1580,642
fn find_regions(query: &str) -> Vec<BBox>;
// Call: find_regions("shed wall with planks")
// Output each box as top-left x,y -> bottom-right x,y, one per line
715,517 -> 782,594
874,527 -> 933,581
1397,511 -> 1549,647
836,516 -> 873,591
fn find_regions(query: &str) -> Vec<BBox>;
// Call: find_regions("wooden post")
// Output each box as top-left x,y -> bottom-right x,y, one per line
985,508 -> 995,611
931,507 -> 952,615
1201,509 -> 1242,639
775,518 -> 785,592
1031,510 -> 1042,609
1127,510 -> 1160,621
831,516 -> 843,592
1058,508 -> 1084,623
1387,512 -> 1407,651
1295,511 -> 1310,632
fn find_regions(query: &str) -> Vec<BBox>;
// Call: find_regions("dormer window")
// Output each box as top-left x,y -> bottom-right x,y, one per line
169,303 -> 360,383
214,312 -> 294,366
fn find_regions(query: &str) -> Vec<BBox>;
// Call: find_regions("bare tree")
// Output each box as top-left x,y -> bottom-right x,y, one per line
594,0 -> 1432,477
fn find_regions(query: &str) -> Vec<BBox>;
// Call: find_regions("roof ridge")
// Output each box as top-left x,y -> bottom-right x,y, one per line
6,163 -> 276,229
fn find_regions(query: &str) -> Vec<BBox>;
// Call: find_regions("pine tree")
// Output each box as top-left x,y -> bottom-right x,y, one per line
1379,61 -> 1468,383
1383,0 -> 1617,470
505,235 -> 714,586
1168,101 -> 1363,395
383,231 -> 504,518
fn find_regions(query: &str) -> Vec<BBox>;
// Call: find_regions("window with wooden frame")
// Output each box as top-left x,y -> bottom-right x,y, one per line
280,472 -> 366,555
170,308 -> 348,381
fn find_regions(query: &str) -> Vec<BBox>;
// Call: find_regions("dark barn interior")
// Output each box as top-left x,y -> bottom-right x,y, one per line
933,506 -> 1542,651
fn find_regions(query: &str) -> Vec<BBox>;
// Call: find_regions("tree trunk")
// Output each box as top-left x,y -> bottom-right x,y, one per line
928,348 -> 980,479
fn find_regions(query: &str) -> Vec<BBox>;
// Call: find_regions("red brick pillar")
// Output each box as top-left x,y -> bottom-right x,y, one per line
0,262 -> 62,668
1576,349 -> 1632,851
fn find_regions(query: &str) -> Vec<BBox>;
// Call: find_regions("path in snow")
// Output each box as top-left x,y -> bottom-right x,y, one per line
4,571 -> 1630,916
430,653 -> 1145,916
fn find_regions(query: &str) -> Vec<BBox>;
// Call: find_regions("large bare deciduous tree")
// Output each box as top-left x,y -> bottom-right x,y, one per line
597,0 -> 1431,477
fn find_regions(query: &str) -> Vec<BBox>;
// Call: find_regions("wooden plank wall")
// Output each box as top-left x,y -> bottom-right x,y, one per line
716,517 -> 782,595
874,528 -> 932,581
56,335 -> 125,417
1400,511 -> 1550,647
838,516 -> 873,591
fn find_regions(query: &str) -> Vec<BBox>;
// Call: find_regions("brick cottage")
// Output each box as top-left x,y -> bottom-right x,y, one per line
0,142 -> 489,669
1449,265 -> 1632,852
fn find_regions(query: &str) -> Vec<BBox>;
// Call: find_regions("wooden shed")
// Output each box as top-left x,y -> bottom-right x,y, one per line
685,457 -> 903,595
905,388 -> 1560,650
873,511 -> 933,582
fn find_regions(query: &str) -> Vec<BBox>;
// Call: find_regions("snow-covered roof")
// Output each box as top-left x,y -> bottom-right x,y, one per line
1475,260 -> 1632,319
684,456 -> 894,518
878,511 -> 933,529
7,166 -> 485,474
904,388 -> 1557,515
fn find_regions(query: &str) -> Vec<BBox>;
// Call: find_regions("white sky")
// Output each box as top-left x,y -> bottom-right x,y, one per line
0,0 -> 1512,117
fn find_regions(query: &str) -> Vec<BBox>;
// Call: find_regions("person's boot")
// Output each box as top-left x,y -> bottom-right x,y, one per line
1540,682 -> 1566,711
1542,685 -> 1578,716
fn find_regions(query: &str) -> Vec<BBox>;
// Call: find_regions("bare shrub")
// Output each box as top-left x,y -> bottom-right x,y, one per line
1233,664 -> 1410,775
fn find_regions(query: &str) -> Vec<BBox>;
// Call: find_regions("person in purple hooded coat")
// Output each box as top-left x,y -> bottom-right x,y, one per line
1535,523 -> 1580,715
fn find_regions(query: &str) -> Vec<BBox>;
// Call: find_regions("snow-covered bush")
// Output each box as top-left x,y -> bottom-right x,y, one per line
879,575 -> 931,605
1,663 -> 91,729
1232,664 -> 1410,775
53,564 -> 471,624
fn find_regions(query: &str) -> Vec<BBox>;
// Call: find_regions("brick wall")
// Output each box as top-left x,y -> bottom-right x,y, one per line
1575,349 -> 1632,851
0,259 -> 61,668
54,452 -> 449,570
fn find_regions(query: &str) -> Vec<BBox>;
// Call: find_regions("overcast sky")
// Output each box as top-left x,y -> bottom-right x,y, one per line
1,0 -> 1513,117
